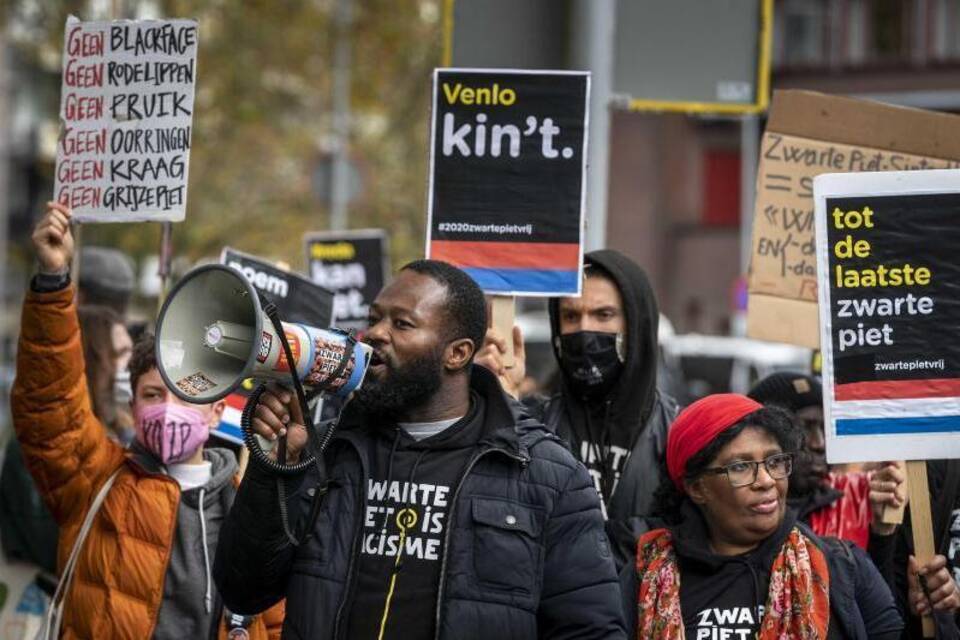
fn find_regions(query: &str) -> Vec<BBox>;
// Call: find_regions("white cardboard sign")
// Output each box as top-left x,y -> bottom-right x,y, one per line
816,169 -> 960,463
54,16 -> 198,222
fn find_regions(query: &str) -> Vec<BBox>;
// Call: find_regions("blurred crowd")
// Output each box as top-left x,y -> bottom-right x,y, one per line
0,203 -> 956,639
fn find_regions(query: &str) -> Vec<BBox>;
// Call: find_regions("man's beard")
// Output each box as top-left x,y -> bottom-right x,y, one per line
352,347 -> 445,419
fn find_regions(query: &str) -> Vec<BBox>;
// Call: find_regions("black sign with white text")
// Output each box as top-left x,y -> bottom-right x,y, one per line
220,247 -> 334,328
305,230 -> 389,330
426,68 -> 589,296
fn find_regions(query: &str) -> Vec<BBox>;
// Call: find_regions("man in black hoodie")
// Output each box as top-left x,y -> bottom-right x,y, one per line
214,260 -> 625,639
540,249 -> 678,567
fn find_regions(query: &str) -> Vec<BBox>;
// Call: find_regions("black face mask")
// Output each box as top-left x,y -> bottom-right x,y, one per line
556,331 -> 625,399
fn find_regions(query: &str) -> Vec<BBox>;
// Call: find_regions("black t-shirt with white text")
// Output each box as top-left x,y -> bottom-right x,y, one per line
566,407 -> 632,513
670,505 -> 796,640
345,398 -> 484,640
573,437 -> 631,511
680,555 -> 768,640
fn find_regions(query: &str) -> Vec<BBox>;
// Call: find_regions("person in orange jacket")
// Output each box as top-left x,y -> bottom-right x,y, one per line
11,202 -> 283,639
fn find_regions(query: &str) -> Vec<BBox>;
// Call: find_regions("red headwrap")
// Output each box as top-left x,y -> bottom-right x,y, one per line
666,394 -> 763,491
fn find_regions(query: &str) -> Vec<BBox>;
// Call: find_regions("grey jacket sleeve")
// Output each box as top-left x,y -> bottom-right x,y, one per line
537,459 -> 627,640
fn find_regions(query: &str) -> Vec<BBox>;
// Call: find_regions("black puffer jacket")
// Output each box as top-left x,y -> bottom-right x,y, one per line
542,249 -> 678,567
214,366 -> 625,639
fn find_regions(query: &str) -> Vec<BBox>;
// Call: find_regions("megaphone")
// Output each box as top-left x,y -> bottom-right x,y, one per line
155,264 -> 371,404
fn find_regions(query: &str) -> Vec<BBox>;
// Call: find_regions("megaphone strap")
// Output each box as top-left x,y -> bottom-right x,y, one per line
244,300 -> 351,548
240,383 -> 330,547
261,300 -> 312,466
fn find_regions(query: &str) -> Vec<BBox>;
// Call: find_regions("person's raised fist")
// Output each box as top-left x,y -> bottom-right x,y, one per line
32,202 -> 75,274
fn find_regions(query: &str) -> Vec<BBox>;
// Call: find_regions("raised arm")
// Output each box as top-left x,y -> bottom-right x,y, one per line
10,203 -> 123,527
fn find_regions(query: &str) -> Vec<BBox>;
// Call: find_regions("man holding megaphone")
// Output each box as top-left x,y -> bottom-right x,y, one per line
213,261 -> 626,639
11,203 -> 285,639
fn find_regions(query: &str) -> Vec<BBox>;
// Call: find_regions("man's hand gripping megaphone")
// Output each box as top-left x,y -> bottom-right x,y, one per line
250,383 -> 311,464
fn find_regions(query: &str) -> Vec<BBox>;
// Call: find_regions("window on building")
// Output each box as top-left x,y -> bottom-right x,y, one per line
703,149 -> 741,226
775,0 -> 828,67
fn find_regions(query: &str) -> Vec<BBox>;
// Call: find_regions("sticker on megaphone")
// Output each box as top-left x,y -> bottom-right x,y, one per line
201,321 -> 371,397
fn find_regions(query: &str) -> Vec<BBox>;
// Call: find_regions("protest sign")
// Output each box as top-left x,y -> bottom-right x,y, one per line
215,248 -> 335,444
220,247 -> 334,328
747,90 -> 960,347
815,169 -> 960,463
54,16 -> 198,222
815,171 -> 958,636
304,230 -> 389,330
426,68 -> 590,297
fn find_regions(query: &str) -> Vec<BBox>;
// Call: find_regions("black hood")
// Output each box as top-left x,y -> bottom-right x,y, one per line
548,249 -> 660,442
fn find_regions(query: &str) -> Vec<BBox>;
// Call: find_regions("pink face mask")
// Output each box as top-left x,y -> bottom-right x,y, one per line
135,403 -> 211,464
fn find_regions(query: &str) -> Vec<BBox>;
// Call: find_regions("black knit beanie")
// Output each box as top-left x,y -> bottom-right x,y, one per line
748,372 -> 822,413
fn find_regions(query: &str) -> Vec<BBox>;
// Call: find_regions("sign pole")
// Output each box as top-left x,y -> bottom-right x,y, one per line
156,221 -> 173,313
490,295 -> 515,368
906,460 -> 936,638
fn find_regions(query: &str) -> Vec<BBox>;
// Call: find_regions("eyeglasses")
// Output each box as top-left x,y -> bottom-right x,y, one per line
701,453 -> 794,488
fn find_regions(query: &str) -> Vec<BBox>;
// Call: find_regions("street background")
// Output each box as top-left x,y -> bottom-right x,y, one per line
2,0 -> 958,427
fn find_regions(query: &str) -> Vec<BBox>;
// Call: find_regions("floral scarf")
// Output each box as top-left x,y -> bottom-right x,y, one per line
635,526 -> 831,639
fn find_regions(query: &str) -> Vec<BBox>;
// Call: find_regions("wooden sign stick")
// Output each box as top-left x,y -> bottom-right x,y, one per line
156,221 -> 174,314
907,460 -> 936,638
491,295 -> 516,368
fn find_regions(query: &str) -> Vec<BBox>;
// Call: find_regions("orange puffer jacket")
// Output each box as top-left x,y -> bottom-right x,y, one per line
11,286 -> 283,639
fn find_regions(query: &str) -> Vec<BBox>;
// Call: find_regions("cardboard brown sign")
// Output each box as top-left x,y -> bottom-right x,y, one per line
747,90 -> 960,347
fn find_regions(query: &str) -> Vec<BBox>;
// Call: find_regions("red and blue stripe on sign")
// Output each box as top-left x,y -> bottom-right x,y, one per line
430,240 -> 579,294
834,378 -> 960,435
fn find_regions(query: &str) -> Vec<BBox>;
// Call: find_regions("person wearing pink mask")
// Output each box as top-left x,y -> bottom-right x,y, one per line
11,202 -> 284,639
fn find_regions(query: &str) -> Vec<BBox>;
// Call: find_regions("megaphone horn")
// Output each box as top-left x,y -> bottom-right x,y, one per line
155,264 -> 371,404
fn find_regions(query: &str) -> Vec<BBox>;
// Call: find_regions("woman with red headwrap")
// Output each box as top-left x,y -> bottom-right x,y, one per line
620,394 -> 902,639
